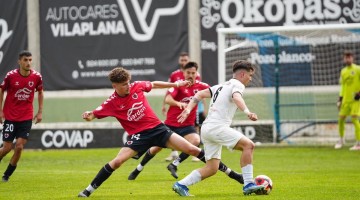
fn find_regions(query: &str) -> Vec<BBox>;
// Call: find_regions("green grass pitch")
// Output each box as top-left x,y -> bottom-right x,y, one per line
0,146 -> 359,199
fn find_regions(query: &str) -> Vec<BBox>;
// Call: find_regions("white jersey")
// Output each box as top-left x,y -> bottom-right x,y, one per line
203,79 -> 245,126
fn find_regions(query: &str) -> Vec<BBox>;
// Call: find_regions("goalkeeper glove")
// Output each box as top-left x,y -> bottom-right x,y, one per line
355,93 -> 360,101
337,97 -> 342,110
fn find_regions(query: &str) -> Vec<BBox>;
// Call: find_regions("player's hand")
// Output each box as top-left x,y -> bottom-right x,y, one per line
177,108 -> 191,123
355,92 -> 360,101
176,102 -> 187,110
176,80 -> 192,87
82,111 -> 95,121
247,112 -> 258,121
336,100 -> 342,111
33,112 -> 42,124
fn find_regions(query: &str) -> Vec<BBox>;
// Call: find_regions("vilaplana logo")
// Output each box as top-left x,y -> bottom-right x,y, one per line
0,18 -> 13,65
45,0 -> 185,42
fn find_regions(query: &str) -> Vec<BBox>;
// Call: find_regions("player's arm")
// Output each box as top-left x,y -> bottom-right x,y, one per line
177,89 -> 210,123
165,93 -> 187,110
233,92 -> 257,121
151,80 -> 190,89
0,88 -> 4,124
337,72 -> 344,110
34,89 -> 44,124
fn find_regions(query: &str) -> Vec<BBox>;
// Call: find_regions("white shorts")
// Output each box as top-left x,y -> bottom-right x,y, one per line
201,123 -> 244,161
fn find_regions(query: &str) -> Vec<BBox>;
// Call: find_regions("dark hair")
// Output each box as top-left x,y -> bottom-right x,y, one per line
232,60 -> 254,73
179,52 -> 189,57
108,67 -> 131,83
19,50 -> 32,59
344,50 -> 354,56
183,61 -> 198,70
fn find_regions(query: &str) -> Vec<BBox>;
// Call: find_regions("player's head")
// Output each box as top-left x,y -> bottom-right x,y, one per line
232,60 -> 255,86
178,52 -> 190,69
18,50 -> 32,71
183,61 -> 198,83
109,67 -> 131,96
343,50 -> 354,66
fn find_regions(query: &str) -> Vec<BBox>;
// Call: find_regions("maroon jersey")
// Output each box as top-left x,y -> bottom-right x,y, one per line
164,80 -> 209,127
92,81 -> 162,135
168,69 -> 201,83
0,69 -> 43,121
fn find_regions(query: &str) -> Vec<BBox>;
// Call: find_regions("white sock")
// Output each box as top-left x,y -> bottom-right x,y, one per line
136,164 -> 144,171
178,170 -> 202,186
86,185 -> 95,193
242,164 -> 254,185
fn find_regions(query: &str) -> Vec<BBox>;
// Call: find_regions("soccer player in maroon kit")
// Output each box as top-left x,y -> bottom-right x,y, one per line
78,67 -> 203,197
0,51 -> 43,182
163,52 -> 201,161
127,62 -> 244,184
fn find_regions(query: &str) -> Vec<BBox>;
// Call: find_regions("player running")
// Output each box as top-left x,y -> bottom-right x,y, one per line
127,62 -> 243,184
172,60 -> 264,196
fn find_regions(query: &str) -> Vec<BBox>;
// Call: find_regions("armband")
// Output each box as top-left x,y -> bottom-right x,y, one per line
243,108 -> 250,115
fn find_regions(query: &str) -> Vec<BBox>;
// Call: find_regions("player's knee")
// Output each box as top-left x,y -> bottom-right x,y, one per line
244,140 -> 255,151
14,144 -> 25,152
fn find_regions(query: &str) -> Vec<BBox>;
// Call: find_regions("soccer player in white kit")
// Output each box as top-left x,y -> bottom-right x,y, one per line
173,60 -> 264,196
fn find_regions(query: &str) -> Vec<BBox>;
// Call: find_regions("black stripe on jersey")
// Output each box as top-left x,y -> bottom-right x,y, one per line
209,88 -> 213,98
232,91 -> 243,98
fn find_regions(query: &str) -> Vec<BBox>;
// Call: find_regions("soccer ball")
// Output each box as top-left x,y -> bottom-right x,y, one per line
255,175 -> 273,195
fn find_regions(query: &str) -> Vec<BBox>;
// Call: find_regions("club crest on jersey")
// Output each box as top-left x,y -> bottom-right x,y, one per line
193,89 -> 199,94
28,81 -> 34,87
132,93 -> 138,99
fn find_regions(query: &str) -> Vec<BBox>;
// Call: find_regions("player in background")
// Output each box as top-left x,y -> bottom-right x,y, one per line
0,51 -> 43,182
127,62 -> 243,184
335,51 -> 360,150
173,60 -> 264,196
163,52 -> 201,161
78,67 -> 207,197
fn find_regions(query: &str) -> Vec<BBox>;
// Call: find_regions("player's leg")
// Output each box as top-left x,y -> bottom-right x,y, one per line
0,141 -> 13,162
172,128 -> 222,196
78,147 -> 137,197
173,159 -> 220,196
0,141 -> 13,182
350,116 -> 360,150
128,146 -> 163,180
1,120 -> 31,182
336,103 -> 350,149
167,130 -> 200,178
349,102 -> 360,150
233,136 -> 264,195
165,133 -> 204,160
2,138 -> 27,182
